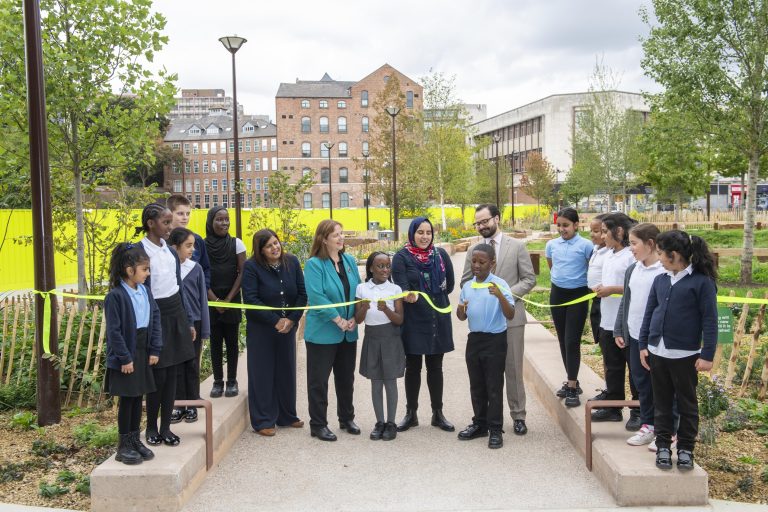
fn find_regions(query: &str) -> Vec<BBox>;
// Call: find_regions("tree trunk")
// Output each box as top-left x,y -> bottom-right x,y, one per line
71,114 -> 87,310
739,149 -> 759,284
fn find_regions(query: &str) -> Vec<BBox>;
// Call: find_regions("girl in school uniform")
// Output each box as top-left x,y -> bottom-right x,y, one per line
613,223 -> 665,447
169,227 -> 210,424
354,251 -> 405,441
105,243 -> 161,465
590,213 -> 639,428
639,230 -> 718,471
545,208 -> 594,408
138,203 -> 196,447
587,214 -> 609,347
205,207 -> 246,398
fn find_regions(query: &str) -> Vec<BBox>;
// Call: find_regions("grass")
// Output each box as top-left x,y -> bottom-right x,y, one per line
688,229 -> 768,249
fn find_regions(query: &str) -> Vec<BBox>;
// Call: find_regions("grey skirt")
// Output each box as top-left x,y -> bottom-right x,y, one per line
359,323 -> 405,380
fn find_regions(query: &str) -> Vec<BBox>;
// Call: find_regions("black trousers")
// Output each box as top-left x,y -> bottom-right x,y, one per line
598,328 -> 638,401
404,353 -> 445,410
210,320 -> 240,382
589,297 -> 601,344
146,364 -> 178,435
649,353 -> 699,452
466,331 -> 507,431
117,396 -> 142,434
305,341 -> 356,428
176,320 -> 202,402
550,284 -> 590,381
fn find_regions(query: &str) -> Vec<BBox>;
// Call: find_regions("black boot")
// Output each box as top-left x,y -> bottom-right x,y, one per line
210,380 -> 224,398
130,431 -> 155,461
396,408 -> 418,432
431,409 -> 455,432
225,380 -> 239,397
115,433 -> 142,465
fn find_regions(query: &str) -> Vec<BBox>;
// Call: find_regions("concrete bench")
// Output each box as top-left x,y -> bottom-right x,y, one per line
584,399 -> 639,471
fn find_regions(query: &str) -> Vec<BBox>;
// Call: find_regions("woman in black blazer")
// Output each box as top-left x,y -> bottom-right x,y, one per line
241,229 -> 307,436
391,216 -> 455,433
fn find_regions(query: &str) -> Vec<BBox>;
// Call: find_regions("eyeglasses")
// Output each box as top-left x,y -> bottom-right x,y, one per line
472,217 -> 494,228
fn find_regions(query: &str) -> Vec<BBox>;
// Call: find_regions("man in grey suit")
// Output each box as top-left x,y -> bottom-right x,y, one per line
461,204 -> 536,435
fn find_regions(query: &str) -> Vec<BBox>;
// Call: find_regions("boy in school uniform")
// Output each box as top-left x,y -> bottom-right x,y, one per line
456,244 -> 516,449
167,195 -> 211,289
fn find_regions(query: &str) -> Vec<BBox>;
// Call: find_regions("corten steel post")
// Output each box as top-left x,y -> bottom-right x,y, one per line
386,106 -> 400,240
362,150 -> 370,229
493,134 -> 501,211
325,142 -> 335,219
24,0 -> 61,426
219,36 -> 246,240
510,154 -> 516,226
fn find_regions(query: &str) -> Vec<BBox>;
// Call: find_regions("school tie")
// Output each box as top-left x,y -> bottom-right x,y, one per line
489,239 -> 497,273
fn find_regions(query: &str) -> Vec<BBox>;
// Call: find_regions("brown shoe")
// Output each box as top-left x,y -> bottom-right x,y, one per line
256,428 -> 276,436
290,420 -> 305,428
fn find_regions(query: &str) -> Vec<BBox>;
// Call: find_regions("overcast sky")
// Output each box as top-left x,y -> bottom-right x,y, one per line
151,0 -> 660,120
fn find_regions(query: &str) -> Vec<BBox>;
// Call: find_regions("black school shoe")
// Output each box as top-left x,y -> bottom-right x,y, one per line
382,422 -> 397,441
185,407 -> 198,423
488,430 -> 504,449
564,387 -> 581,408
513,420 -> 528,435
677,449 -> 695,471
170,407 -> 187,424
625,408 -> 642,431
655,447 -> 673,470
591,408 -> 623,422
370,422 -> 385,440
210,380 -> 224,398
556,381 -> 582,398
224,380 -> 239,397
458,423 -> 488,440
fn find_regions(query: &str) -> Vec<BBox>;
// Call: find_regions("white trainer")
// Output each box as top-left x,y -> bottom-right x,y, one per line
648,434 -> 677,452
627,424 -> 655,446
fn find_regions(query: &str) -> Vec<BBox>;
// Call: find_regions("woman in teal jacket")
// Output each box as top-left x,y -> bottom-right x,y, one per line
304,219 -> 362,441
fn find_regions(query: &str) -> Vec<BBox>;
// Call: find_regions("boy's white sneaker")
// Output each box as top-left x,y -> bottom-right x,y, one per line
627,424 -> 655,446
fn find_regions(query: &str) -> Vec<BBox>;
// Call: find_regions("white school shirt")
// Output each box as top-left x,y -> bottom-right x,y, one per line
626,260 -> 665,339
599,246 -> 635,330
355,280 -> 402,326
234,238 -> 247,256
141,237 -> 179,299
587,245 -> 610,289
648,265 -> 700,359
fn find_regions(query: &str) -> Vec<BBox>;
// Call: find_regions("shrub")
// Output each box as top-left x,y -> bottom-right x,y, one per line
737,455 -> 760,465
761,466 -> 768,484
75,475 -> 90,495
697,376 -> 729,419
736,475 -> 754,494
56,470 -> 78,484
0,382 -> 36,410
721,404 -> 750,433
73,421 -> 118,448
38,481 -> 68,498
10,410 -> 37,430
30,438 -> 67,457
0,463 -> 26,483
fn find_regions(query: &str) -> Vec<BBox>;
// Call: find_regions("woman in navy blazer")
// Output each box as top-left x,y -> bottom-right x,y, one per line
303,220 -> 361,441
242,229 -> 307,436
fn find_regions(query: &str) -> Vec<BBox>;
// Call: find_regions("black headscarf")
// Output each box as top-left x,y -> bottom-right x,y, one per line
205,206 -> 235,264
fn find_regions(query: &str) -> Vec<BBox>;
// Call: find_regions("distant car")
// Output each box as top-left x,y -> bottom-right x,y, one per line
657,204 -> 675,212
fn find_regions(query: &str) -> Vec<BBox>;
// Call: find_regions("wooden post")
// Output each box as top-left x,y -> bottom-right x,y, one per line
16,299 -> 31,385
65,310 -> 88,407
77,305 -> 99,408
5,301 -> 21,385
739,294 -> 766,396
88,309 -> 106,406
725,291 -> 752,388
0,298 -> 12,378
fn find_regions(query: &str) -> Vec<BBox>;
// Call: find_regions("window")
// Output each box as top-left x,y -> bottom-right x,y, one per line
362,117 -> 369,132
188,126 -> 201,135
192,143 -> 199,155
203,160 -> 209,173
194,180 -> 200,192
254,140 -> 260,152
229,141 -> 234,153
220,141 -> 226,153
337,100 -> 346,109
207,125 -> 219,135
320,143 -> 330,158
173,180 -> 182,192
222,194 -> 228,207
246,178 -> 252,190
263,178 -> 268,191
204,180 -> 210,192
193,161 -> 199,173
320,168 -> 330,183
211,142 -> 217,155
212,179 -> 218,191
301,99 -> 310,108
172,161 -> 179,174
185,181 -> 192,193
301,116 -> 311,133
262,140 -> 267,151
361,90 -> 368,107
204,194 -> 210,208
202,143 -> 208,155
362,141 -> 369,154
255,178 -> 261,191
245,140 -> 251,152
195,194 -> 200,207
337,116 -> 347,133
243,123 -> 255,133
322,192 -> 330,208
183,143 -> 190,155
271,138 -> 276,151
184,161 -> 190,173
339,167 -> 348,183
254,158 -> 261,171
302,167 -> 312,178
262,157 -> 268,171
220,160 -> 227,172
271,157 -> 277,170
383,75 -> 390,83
303,192 -> 312,209
338,142 -> 348,157
319,116 -> 329,133
238,141 -> 243,152
319,100 -> 328,109
246,159 -> 251,172
340,192 -> 349,208
301,142 -> 311,158
211,161 -> 217,173
406,91 -> 414,109
172,143 -> 180,150
222,179 -> 228,192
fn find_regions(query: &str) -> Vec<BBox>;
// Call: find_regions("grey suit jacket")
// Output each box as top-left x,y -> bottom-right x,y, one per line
461,234 -> 537,327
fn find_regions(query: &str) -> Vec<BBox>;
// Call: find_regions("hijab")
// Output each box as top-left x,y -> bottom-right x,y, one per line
205,206 -> 235,264
404,217 -> 446,293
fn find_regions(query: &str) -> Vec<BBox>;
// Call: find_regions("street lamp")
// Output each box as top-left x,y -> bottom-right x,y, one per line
493,134 -> 501,210
219,35 -> 246,240
362,150 -> 370,230
386,106 -> 400,240
324,142 -> 335,219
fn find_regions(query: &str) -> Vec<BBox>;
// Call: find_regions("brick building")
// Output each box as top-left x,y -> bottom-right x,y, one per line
169,88 -> 244,119
163,114 -> 278,209
275,64 -> 423,209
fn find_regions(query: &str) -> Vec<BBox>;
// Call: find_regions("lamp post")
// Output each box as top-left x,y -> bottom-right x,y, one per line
219,35 -> 246,240
510,153 -> 517,226
386,106 -> 400,240
362,150 -> 370,230
493,134 -> 501,210
324,142 -> 335,218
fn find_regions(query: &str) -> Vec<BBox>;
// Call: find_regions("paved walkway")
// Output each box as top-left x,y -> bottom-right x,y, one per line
184,252 -> 614,512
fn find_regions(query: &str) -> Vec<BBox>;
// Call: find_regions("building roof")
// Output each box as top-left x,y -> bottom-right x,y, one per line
164,114 -> 275,142
276,75 -> 356,98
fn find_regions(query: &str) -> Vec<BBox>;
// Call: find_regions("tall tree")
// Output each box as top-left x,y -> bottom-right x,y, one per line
641,0 -> 768,283
570,60 -> 645,209
417,71 -> 475,229
521,152 -> 556,217
0,0 -> 176,296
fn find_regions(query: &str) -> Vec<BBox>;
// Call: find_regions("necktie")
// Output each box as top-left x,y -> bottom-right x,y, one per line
489,239 -> 497,273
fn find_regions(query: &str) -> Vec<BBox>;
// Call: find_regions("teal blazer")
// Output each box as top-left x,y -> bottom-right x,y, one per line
304,253 -> 361,344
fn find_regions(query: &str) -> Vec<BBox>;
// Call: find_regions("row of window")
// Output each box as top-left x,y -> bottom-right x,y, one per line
173,177 -> 270,194
301,116 -> 368,134
302,167 -> 350,183
300,141 -> 368,158
186,123 -> 256,136
299,89 -> 415,109
490,116 -> 543,142
173,157 -> 278,174
185,193 -> 269,210
176,139 -> 277,156
303,192 -> 350,209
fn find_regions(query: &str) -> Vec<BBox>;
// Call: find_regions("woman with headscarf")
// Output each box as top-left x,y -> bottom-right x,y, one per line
391,217 -> 455,433
205,206 -> 246,398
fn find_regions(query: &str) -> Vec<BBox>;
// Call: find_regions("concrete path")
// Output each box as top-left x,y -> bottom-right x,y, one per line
184,252 -> 615,512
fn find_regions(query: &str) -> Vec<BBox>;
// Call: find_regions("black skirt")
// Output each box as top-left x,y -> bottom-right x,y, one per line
156,292 -> 195,368
359,323 -> 406,380
107,328 -> 156,397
